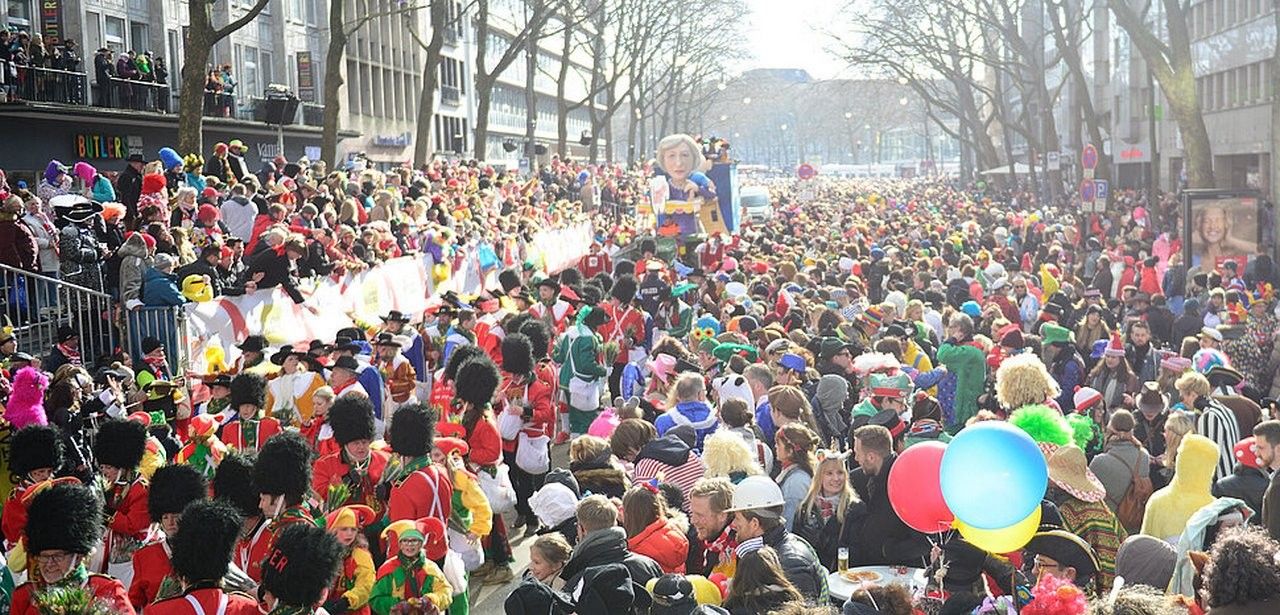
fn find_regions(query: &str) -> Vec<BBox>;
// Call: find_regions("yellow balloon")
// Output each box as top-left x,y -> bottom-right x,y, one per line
955,506 -> 1041,554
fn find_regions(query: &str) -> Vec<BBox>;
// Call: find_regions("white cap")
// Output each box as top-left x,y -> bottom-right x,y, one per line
724,475 -> 785,515
1200,326 -> 1223,342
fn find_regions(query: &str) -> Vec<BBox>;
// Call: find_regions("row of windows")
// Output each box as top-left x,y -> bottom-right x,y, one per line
1198,59 -> 1275,112
435,115 -> 469,153
1187,0 -> 1274,40
346,59 -> 421,122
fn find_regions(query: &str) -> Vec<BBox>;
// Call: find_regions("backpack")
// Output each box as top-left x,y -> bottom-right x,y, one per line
1116,451 -> 1153,533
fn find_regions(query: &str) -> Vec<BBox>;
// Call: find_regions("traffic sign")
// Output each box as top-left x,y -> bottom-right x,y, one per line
1047,152 -> 1060,171
797,163 -> 817,181
1094,179 -> 1109,202
1082,144 -> 1098,170
1079,180 -> 1096,203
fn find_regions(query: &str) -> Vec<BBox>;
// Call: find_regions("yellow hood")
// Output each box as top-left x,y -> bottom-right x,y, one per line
1141,433 -> 1219,540
1171,434 -> 1220,494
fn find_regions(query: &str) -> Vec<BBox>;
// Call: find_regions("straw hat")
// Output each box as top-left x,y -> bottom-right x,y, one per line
1047,445 -> 1106,503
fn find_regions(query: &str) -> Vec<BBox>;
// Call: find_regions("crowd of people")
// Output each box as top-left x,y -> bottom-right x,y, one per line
1,130 -> 1280,614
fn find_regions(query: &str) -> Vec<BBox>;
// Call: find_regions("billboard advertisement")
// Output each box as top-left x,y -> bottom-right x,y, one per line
1183,190 -> 1262,272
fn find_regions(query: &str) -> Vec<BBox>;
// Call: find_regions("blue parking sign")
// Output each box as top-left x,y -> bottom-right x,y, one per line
1095,179 -> 1109,201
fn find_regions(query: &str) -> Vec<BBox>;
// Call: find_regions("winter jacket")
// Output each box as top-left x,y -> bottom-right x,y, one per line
1142,434 -> 1219,542
116,232 -> 151,302
118,164 -> 143,213
793,498 -> 869,571
1213,463 -> 1268,523
759,523 -> 829,604
654,400 -> 718,452
244,245 -> 305,303
777,465 -> 812,533
220,196 -> 257,242
58,223 -> 105,292
140,267 -> 184,306
19,212 -> 58,272
627,517 -> 689,573
561,527 -> 662,612
0,217 -> 37,271
570,458 -> 629,500
632,429 -> 706,510
851,453 -> 931,567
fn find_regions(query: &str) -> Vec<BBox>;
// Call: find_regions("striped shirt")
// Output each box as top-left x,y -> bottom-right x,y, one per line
1197,400 -> 1241,483
634,454 -> 707,512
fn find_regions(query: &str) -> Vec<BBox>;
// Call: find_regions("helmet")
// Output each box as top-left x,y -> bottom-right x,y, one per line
724,475 -> 785,514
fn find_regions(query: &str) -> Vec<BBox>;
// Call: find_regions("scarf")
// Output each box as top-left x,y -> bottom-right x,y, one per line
56,342 -> 81,366
703,526 -> 736,564
816,494 -> 839,522
143,356 -> 169,378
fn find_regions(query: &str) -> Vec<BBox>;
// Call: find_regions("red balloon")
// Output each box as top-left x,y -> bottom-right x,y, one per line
887,441 -> 954,534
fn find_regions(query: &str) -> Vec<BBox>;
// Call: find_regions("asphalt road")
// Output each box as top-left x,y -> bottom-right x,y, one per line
471,442 -> 571,614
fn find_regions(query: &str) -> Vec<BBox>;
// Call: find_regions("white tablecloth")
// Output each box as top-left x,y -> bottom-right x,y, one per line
826,566 -> 928,602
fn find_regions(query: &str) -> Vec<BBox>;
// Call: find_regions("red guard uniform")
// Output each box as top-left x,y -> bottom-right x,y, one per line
387,461 -> 453,524
99,477 -> 151,574
145,587 -> 260,615
579,251 -> 612,279
312,450 -> 390,510
220,418 -> 282,453
11,574 -> 135,615
244,506 -> 312,583
128,540 -> 172,609
498,375 -> 555,455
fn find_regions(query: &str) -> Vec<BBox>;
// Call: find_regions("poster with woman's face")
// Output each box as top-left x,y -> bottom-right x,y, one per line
1190,195 -> 1259,271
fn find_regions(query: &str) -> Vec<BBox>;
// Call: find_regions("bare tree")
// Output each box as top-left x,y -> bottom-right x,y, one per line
406,0 -> 451,166
1108,0 -> 1213,188
471,0 -> 562,159
177,0 -> 273,154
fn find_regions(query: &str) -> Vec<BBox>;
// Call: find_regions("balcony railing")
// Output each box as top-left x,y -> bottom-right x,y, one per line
106,76 -> 170,112
0,62 -> 88,105
203,89 -> 236,118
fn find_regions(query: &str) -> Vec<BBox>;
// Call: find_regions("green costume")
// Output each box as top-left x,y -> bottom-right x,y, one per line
553,319 -> 608,434
936,339 -> 987,430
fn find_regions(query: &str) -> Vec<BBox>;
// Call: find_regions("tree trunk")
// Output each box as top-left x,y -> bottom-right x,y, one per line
523,1 -> 539,166
412,0 -> 448,166
473,76 -> 494,160
1167,73 -> 1215,188
556,25 -> 573,158
178,0 -> 272,155
320,0 -> 348,167
1047,0 -> 1111,183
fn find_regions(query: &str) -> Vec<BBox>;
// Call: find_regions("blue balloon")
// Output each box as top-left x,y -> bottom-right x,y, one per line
940,421 -> 1048,530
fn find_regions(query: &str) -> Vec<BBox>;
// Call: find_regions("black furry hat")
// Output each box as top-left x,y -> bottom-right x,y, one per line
9,425 -> 64,476
443,344 -> 485,382
582,306 -> 611,330
501,333 -> 535,377
388,402 -> 436,457
578,283 -> 604,306
253,432 -> 313,501
614,259 -> 635,278
93,418 -> 148,470
592,272 -> 614,294
229,372 -> 268,409
169,500 -> 243,583
147,464 -> 207,523
26,483 -> 103,555
611,275 -> 637,304
213,453 -> 260,518
456,356 -> 501,408
518,319 -> 551,360
639,238 -> 656,254
559,268 -> 582,288
329,395 -> 376,446
260,523 -> 344,608
498,268 -> 522,293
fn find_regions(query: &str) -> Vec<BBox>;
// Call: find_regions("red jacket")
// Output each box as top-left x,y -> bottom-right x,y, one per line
312,449 -> 390,507
221,418 -> 282,452
1,482 -> 34,547
466,418 -> 503,467
499,375 -> 555,454
387,463 -> 453,524
246,507 -> 313,583
578,252 -> 612,278
627,517 -> 689,573
106,478 -> 152,542
603,303 -> 646,365
12,574 -> 135,615
145,587 -> 260,615
128,540 -> 171,609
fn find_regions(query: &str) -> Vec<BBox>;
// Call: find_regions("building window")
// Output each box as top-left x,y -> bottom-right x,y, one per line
167,29 -> 181,88
105,17 -> 126,54
260,51 -> 273,88
84,12 -> 103,55
130,22 -> 148,53
7,0 -> 31,28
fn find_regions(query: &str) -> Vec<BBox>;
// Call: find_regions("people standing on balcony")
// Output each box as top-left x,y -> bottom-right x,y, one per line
153,57 -> 168,112
115,50 -> 138,108
93,47 -> 114,106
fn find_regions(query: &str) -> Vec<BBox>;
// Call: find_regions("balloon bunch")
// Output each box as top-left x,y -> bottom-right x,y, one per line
887,422 -> 1048,554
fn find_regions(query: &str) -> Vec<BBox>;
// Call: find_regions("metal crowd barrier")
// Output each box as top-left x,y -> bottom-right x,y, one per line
126,305 -> 190,373
0,263 -> 121,366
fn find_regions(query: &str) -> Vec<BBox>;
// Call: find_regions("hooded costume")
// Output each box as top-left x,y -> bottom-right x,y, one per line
145,500 -> 260,615
1,426 -> 64,548
128,465 -> 207,609
323,505 -> 378,615
173,414 -> 228,479
3,367 -> 48,429
13,483 -> 135,614
312,396 -> 388,513
247,432 -> 316,583
92,419 -> 152,583
1141,434 -> 1220,542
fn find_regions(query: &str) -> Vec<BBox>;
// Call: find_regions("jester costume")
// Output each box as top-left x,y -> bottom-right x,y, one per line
173,414 -> 228,479
370,518 -> 452,615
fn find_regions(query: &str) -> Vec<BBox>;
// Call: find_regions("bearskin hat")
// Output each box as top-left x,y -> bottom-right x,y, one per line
213,453 -> 260,518
26,483 -> 102,555
578,283 -> 604,307
582,306 -> 611,330
498,268 -> 522,294
592,272 -> 614,295
253,432 -> 313,501
329,395 -> 376,446
505,312 -> 532,338
614,259 -> 635,278
229,372 -> 268,409
519,319 -> 551,360
388,402 -> 437,458
442,344 -> 485,382
147,464 -> 208,523
611,275 -> 637,304
169,500 -> 243,583
260,523 -> 344,608
559,268 -> 582,288
501,333 -> 535,377
93,418 -> 148,470
456,356 -> 501,408
9,425 -> 64,476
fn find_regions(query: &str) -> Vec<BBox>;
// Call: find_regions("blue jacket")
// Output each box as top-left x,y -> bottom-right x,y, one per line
141,267 -> 185,306
655,400 -> 718,452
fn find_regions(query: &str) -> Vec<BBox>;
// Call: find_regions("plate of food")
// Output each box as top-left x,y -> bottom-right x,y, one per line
840,569 -> 882,584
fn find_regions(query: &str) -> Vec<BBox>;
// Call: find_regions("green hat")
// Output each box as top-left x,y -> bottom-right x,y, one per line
1041,323 -> 1075,346
713,343 -> 759,363
672,282 -> 698,298
697,338 -> 719,355
868,372 -> 912,399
